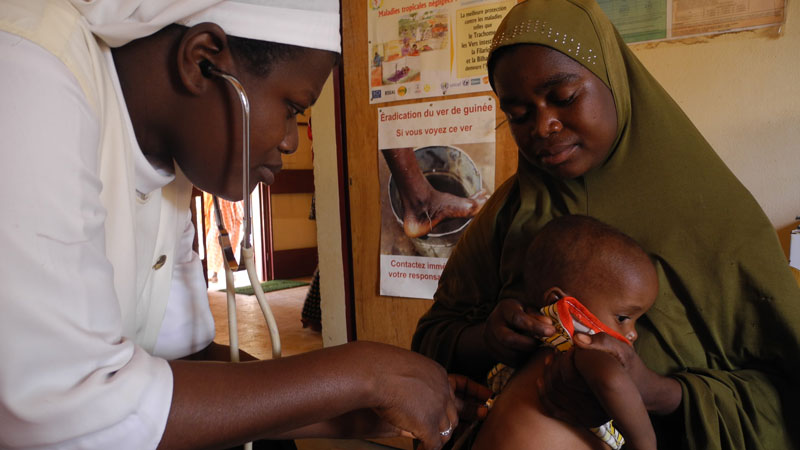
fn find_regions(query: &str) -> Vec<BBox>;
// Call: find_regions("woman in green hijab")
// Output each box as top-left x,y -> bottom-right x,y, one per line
411,0 -> 800,448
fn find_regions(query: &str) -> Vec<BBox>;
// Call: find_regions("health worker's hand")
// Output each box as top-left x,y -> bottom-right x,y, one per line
449,374 -> 493,422
360,342 -> 458,450
484,299 -> 555,367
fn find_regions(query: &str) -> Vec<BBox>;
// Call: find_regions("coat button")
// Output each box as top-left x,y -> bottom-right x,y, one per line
153,255 -> 167,270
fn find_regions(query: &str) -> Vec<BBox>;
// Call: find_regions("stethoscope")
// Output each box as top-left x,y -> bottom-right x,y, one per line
200,60 -> 282,366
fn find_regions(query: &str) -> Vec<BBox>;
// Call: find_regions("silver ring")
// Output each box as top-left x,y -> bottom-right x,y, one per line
440,422 -> 453,437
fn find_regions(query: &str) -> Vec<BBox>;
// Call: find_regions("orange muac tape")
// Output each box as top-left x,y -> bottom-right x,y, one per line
539,296 -> 631,351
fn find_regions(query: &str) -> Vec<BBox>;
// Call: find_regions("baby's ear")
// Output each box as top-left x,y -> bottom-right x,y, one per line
543,287 -> 567,305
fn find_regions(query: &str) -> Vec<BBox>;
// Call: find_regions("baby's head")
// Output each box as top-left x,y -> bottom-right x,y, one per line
523,215 -> 658,343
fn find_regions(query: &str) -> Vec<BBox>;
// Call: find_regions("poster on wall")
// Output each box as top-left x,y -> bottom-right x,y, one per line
598,0 -> 667,43
367,0 -> 786,103
597,0 -> 786,43
378,97 -> 496,299
671,0 -> 785,38
368,0 -> 516,104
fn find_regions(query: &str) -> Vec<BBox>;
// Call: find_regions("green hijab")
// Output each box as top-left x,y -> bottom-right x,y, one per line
413,1 -> 800,448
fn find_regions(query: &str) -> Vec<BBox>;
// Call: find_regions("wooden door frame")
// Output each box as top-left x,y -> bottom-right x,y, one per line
258,183 -> 276,281
333,66 -> 357,342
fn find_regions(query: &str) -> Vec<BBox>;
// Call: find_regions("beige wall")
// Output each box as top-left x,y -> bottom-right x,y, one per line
630,4 -> 800,254
311,75 -> 349,346
270,193 -> 316,251
271,121 -> 317,251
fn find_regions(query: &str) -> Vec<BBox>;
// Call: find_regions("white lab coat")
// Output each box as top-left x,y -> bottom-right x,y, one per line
0,1 -> 213,447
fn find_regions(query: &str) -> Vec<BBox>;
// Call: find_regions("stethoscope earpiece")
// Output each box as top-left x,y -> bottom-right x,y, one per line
199,59 -> 216,79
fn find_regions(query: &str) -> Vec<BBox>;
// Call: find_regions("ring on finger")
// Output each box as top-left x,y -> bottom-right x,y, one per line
440,421 -> 453,437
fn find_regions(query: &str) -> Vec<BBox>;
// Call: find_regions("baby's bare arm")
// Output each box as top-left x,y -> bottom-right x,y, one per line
473,349 -> 605,450
573,348 -> 656,450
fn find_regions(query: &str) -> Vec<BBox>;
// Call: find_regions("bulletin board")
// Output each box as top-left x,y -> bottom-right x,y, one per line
343,1 -> 518,350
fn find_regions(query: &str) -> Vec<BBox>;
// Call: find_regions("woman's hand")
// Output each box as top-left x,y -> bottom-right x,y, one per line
484,299 -> 555,367
358,342 -> 459,450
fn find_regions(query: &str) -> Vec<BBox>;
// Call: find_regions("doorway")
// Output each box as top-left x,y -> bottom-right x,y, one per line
192,108 -> 323,359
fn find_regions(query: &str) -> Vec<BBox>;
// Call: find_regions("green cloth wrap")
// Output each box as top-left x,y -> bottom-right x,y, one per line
412,1 -> 800,448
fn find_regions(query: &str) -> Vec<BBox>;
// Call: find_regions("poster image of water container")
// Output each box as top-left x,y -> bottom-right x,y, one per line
388,145 -> 482,258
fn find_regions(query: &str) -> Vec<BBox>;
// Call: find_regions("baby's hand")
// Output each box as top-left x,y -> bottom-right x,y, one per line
573,332 -> 638,372
572,333 -> 679,415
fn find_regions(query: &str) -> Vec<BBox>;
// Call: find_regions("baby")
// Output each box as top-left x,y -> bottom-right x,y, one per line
473,215 -> 659,450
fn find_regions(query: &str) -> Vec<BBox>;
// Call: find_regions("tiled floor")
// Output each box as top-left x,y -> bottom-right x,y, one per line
207,283 -> 406,449
208,282 -> 323,360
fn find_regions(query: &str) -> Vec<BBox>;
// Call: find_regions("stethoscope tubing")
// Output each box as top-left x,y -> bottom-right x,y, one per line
206,64 -> 282,364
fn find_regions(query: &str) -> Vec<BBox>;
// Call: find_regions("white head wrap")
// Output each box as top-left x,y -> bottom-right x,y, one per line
69,0 -> 341,52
